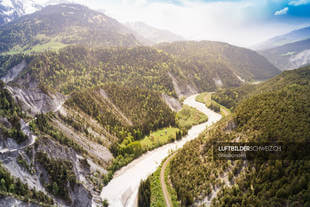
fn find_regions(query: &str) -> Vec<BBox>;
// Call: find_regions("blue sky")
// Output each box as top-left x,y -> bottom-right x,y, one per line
84,0 -> 310,47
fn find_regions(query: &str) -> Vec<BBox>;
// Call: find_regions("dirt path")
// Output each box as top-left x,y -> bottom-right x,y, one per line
160,153 -> 177,207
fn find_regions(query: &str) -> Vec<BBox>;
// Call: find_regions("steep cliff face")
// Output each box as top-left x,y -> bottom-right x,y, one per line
1,58 -> 66,115
0,63 -> 111,206
161,94 -> 182,112
7,84 -> 66,115
0,195 -> 41,207
0,136 -> 101,206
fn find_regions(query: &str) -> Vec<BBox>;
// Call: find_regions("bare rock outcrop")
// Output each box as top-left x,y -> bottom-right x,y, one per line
162,94 -> 182,112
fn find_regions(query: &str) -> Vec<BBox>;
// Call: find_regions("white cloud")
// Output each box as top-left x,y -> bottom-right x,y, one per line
274,7 -> 288,15
289,0 -> 310,6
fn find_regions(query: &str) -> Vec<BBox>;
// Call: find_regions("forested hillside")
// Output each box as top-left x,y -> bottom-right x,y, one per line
0,54 -> 29,77
157,41 -> 280,82
169,66 -> 310,206
0,80 -> 27,144
0,81 -> 56,205
0,81 -> 177,206
66,85 -> 175,143
255,26 -> 310,71
4,42 -> 281,101
0,42 -> 283,206
126,21 -> 184,44
64,84 -> 177,174
14,46 -> 179,96
212,65 -> 310,110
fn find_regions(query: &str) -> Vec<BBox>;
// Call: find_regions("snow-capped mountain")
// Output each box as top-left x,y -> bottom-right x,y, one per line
0,0 -> 89,24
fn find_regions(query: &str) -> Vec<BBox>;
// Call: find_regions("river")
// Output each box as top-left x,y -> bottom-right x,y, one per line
100,94 -> 222,207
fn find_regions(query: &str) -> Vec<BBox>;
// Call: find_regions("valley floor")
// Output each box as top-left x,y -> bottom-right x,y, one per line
100,94 -> 222,207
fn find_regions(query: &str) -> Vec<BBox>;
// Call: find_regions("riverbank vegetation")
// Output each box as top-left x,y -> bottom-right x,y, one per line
164,157 -> 181,207
138,160 -> 166,207
176,105 -> 208,130
138,177 -> 151,207
138,154 -> 181,207
140,127 -> 181,150
195,92 -> 231,116
107,126 -> 186,177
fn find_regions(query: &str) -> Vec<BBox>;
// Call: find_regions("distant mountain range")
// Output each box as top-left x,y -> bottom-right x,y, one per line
255,26 -> 310,70
126,21 -> 184,44
254,26 -> 310,51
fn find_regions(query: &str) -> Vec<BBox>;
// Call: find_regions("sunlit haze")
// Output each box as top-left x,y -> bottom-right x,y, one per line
71,0 -> 310,47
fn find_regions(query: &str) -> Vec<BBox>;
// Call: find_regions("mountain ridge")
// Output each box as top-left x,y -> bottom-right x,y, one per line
254,26 -> 310,51
0,3 -> 141,54
126,21 -> 184,44
157,41 -> 280,82
260,38 -> 310,70
0,0 -> 90,24
254,26 -> 310,70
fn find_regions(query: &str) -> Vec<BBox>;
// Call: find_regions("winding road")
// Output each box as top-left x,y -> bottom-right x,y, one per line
0,119 -> 37,154
100,94 -> 222,207
0,100 -> 63,154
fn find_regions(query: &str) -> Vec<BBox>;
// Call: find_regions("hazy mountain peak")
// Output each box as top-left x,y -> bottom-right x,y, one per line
126,21 -> 184,44
255,26 -> 310,70
254,26 -> 310,51
259,38 -> 310,70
